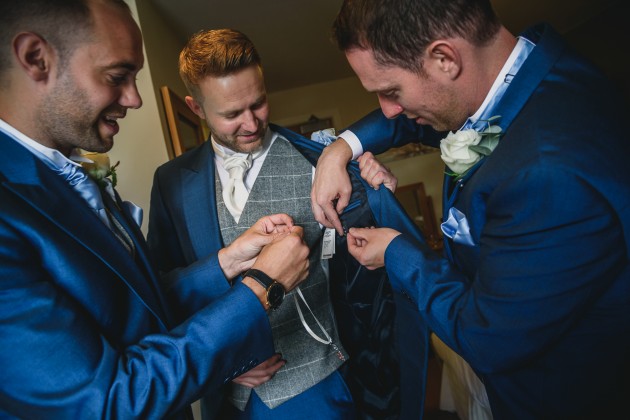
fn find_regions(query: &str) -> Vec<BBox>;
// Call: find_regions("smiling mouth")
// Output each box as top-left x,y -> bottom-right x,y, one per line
100,114 -> 125,137
238,131 -> 262,141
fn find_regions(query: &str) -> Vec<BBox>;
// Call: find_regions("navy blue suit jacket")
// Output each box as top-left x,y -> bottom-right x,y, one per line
0,133 -> 275,418
148,124 -> 433,419
347,24 -> 630,418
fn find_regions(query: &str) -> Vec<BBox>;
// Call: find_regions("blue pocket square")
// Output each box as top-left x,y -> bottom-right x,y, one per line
441,207 -> 475,246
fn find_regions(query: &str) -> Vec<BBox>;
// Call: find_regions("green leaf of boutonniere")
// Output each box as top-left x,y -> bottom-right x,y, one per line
80,153 -> 120,188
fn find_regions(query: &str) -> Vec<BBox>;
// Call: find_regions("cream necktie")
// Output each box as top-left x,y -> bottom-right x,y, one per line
222,153 -> 253,222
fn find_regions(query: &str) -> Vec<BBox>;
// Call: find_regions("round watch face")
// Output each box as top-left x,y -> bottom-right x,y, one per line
267,282 -> 285,309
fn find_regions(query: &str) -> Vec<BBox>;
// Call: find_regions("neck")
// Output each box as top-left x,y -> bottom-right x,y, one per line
463,26 -> 518,116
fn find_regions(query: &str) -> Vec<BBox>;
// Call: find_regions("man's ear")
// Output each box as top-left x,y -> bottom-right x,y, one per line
426,40 -> 462,80
12,32 -> 55,82
185,96 -> 206,120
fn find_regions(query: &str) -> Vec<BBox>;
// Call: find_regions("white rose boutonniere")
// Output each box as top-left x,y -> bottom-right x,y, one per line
79,152 -> 120,188
440,116 -> 502,178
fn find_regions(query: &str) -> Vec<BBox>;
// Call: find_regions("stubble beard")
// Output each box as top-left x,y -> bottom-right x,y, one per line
39,73 -> 112,155
211,123 -> 268,154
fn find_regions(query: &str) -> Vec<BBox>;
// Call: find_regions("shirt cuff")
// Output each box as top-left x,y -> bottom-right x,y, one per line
338,129 -> 364,160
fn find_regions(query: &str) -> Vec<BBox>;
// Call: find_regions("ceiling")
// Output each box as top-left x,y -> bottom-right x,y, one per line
149,0 -> 619,93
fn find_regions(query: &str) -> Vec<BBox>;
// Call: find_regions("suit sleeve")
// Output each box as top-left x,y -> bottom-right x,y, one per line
384,164 -> 627,374
147,168 -> 231,321
0,213 -> 274,418
344,109 -> 444,153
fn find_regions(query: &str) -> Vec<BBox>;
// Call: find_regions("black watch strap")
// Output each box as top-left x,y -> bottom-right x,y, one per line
245,268 -> 274,289
244,269 -> 286,310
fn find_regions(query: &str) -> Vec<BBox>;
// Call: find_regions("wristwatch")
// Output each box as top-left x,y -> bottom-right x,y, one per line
244,269 -> 286,310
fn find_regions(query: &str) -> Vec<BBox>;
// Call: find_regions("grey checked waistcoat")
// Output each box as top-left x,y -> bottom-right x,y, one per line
216,135 -> 348,410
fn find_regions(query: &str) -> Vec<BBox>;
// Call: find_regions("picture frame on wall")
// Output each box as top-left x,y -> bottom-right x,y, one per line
160,86 -> 205,158
285,115 -> 334,139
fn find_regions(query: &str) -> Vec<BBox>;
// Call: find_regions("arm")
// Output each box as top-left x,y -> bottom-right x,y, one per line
147,170 -> 232,318
0,198 -> 309,419
312,109 -> 439,234
344,108 -> 435,154
148,169 -> 307,387
148,168 -> 302,316
384,166 -> 627,374
0,216 -> 274,418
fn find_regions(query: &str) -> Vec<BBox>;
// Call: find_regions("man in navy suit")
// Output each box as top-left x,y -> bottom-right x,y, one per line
148,29 -> 436,420
0,1 -> 310,418
148,29 -> 358,420
312,0 -> 630,418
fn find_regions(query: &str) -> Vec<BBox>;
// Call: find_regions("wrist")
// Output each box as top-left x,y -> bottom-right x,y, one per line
244,268 -> 286,310
321,138 -> 352,165
242,276 -> 270,310
218,248 -> 243,280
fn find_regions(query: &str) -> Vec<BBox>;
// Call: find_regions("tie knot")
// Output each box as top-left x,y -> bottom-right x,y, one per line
57,162 -> 88,187
56,162 -> 105,212
223,154 -> 252,177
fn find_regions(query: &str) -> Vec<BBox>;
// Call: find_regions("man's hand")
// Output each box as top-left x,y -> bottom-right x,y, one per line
347,227 -> 402,270
232,353 -> 285,388
311,139 -> 353,235
249,225 -> 309,292
357,152 -> 398,193
219,213 -> 294,279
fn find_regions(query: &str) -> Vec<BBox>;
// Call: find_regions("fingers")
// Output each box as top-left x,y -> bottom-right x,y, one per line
312,171 -> 351,236
347,228 -> 369,254
311,203 -> 332,229
218,216 -> 295,278
256,213 -> 294,234
253,228 -> 310,292
312,140 -> 354,236
311,197 -> 345,236
358,152 -> 398,192
288,225 -> 304,238
232,353 -> 285,388
346,227 -> 402,270
325,202 -> 346,236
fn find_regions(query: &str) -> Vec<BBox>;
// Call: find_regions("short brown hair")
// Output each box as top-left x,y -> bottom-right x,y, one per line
179,28 -> 262,101
332,0 -> 501,73
0,0 -> 130,77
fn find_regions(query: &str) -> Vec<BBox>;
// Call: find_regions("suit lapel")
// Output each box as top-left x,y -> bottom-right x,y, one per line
493,23 -> 565,134
0,134 -> 168,330
180,142 -> 224,258
103,191 -> 171,327
440,24 -> 565,263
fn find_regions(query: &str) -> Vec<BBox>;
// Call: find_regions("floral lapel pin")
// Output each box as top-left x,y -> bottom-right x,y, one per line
79,152 -> 120,188
440,115 -> 502,179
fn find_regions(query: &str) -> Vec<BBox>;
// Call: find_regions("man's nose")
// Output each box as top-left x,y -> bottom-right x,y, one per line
378,96 -> 403,119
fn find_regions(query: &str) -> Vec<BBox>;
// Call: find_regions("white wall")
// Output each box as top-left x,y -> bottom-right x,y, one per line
269,75 -> 379,130
111,0 -> 170,234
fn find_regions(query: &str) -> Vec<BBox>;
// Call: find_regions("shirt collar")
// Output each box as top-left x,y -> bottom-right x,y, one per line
464,36 -> 535,129
0,118 -> 82,170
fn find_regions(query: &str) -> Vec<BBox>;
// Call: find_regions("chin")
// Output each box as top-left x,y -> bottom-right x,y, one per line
87,138 -> 114,154
238,139 -> 263,153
